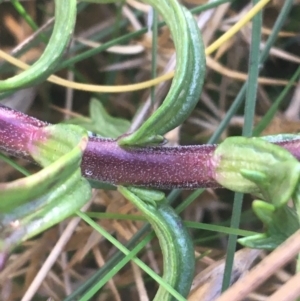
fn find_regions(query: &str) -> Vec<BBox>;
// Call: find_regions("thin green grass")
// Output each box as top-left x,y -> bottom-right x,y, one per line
10,0 -> 48,42
254,65 -> 300,135
77,211 -> 187,301
0,153 -> 31,177
222,0 -> 263,291
150,8 -> 158,108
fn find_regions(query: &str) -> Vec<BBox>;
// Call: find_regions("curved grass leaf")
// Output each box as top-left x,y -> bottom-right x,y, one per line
118,0 -> 206,146
0,0 -> 76,92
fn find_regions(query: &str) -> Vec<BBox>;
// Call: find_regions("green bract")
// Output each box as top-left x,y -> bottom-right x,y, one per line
214,135 -> 300,250
213,136 -> 300,207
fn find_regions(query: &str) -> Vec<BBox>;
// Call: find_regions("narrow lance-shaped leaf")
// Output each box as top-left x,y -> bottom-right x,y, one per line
0,124 -> 91,253
66,98 -> 130,138
238,201 -> 300,250
118,186 -> 195,300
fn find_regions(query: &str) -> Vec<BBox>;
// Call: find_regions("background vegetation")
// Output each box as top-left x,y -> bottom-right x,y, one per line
1,0 -> 300,300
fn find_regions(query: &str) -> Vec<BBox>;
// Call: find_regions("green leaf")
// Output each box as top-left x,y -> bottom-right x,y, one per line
0,124 -> 87,212
67,98 -> 130,138
0,124 -> 91,252
0,172 -> 91,252
238,200 -> 299,250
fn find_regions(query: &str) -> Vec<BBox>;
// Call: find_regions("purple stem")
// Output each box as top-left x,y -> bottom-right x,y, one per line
1,105 -> 300,189
84,137 -> 216,188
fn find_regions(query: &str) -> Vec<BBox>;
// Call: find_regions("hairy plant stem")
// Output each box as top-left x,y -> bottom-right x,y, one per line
1,105 -> 300,189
